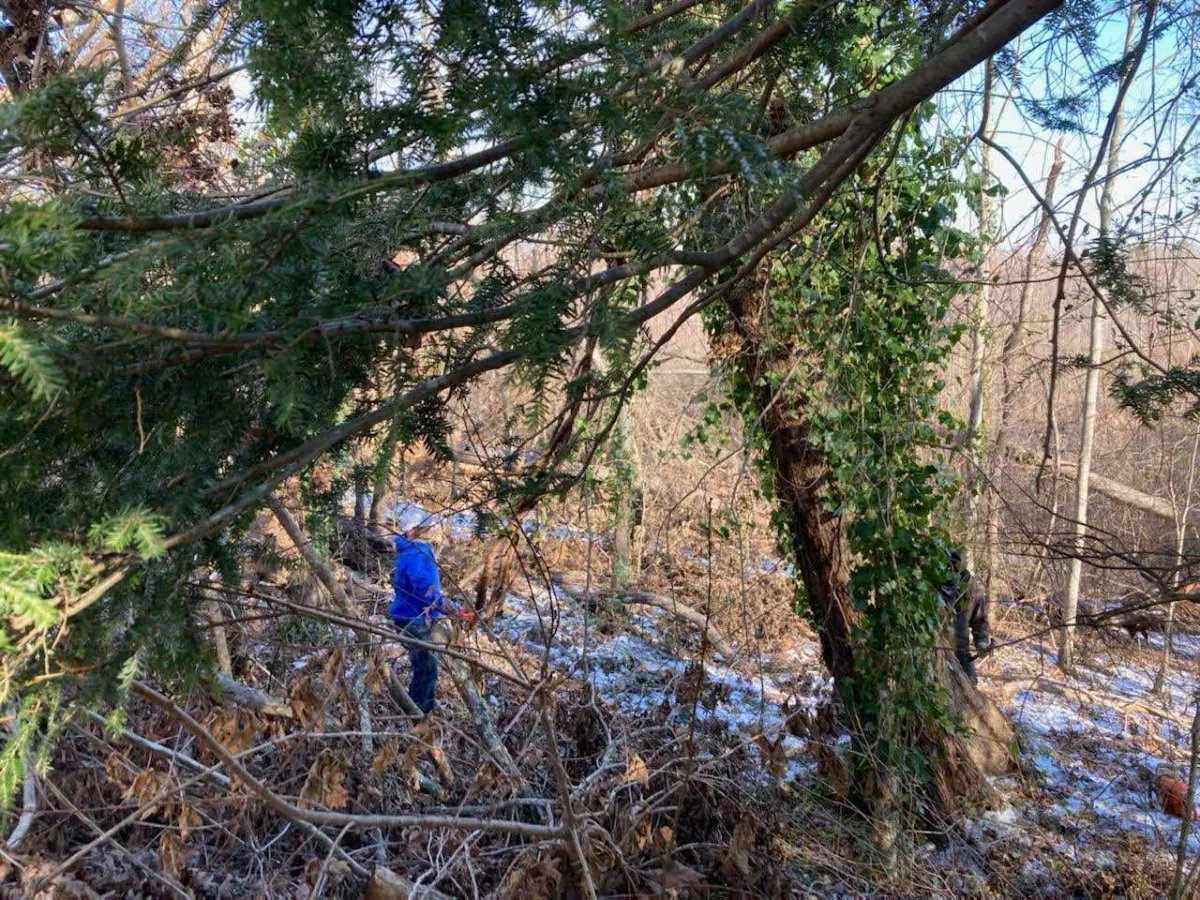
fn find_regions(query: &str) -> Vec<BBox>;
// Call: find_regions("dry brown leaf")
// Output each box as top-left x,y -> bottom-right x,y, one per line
428,730 -> 453,782
178,804 -> 202,841
370,739 -> 401,775
364,650 -> 389,695
623,753 -> 649,787
721,815 -> 756,877
289,677 -> 326,732
208,709 -> 258,757
103,754 -> 127,789
321,647 -> 344,685
675,661 -> 705,705
632,816 -> 652,852
303,856 -> 351,889
771,836 -> 802,861
654,825 -> 675,853
158,830 -> 186,878
300,751 -> 350,810
498,850 -> 562,899
124,769 -> 164,817
752,729 -> 787,778
321,647 -> 353,707
814,741 -> 850,799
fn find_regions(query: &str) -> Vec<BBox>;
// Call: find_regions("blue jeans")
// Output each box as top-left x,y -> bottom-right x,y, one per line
394,617 -> 439,714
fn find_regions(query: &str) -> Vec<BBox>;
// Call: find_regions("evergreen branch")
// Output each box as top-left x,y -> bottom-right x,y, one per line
612,0 -> 1063,195
0,296 -> 521,348
0,320 -> 65,402
76,131 -> 564,232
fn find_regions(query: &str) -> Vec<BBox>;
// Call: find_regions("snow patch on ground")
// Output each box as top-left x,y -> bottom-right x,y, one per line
991,636 -> 1200,857
489,586 -> 830,782
375,496 -> 1200,865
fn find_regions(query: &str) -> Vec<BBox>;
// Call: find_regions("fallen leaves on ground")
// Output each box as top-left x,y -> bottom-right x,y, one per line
300,750 -> 350,810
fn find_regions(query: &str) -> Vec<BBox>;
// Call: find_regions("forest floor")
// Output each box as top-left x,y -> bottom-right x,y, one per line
12,494 -> 1199,898
375,498 -> 1200,896
483,586 -> 1199,896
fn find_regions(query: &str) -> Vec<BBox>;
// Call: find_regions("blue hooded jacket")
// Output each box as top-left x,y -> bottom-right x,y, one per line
390,536 -> 453,621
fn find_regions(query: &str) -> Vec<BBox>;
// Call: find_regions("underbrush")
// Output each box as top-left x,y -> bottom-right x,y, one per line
7,491 -> 1199,897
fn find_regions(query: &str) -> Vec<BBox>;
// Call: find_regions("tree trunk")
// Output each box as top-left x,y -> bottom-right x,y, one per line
1157,430 -> 1200,695
609,401 -> 642,592
988,139 -> 1064,598
1061,5 -> 1138,670
964,61 -> 995,574
724,282 -> 1010,826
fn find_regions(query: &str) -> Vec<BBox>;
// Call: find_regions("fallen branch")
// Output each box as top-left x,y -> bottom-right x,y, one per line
540,705 -> 599,900
5,753 -> 36,850
617,591 -> 735,660
78,710 -> 230,789
442,652 -> 533,795
212,673 -> 293,718
131,681 -> 564,839
1009,451 -> 1178,522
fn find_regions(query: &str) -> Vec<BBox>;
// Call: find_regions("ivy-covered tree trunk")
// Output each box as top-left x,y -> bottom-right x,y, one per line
724,269 -> 1011,830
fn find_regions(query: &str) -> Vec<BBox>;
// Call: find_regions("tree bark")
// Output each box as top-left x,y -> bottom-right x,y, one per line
965,61 -> 995,574
988,139 -> 1064,597
1061,4 -> 1139,670
723,281 -> 1010,823
609,401 -> 642,592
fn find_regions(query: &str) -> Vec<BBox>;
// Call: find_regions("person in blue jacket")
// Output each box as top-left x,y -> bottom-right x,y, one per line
390,518 -> 474,715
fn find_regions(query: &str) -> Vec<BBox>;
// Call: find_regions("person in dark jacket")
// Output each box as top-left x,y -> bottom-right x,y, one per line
390,519 -> 473,714
940,548 -> 994,682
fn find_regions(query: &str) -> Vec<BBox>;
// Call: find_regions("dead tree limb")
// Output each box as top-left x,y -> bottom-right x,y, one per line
1009,452 -> 1178,522
617,591 -> 735,660
131,680 -> 564,839
213,673 -> 293,718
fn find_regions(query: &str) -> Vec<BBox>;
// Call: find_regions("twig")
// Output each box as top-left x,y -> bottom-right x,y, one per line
35,765 -> 214,895
311,822 -> 353,898
130,680 -> 564,839
5,753 -> 36,850
540,705 -> 598,900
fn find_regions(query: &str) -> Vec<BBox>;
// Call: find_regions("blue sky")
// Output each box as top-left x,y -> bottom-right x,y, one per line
942,3 -> 1200,250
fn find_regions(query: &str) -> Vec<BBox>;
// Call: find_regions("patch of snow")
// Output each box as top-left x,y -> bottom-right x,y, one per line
487,586 -> 830,786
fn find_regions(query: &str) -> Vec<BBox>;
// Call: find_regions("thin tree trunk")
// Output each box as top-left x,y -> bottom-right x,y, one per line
1061,5 -> 1138,670
723,279 -> 1009,827
1157,429 -> 1200,695
610,401 -> 641,591
267,494 -> 353,614
965,61 -> 994,574
987,139 -> 1064,599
